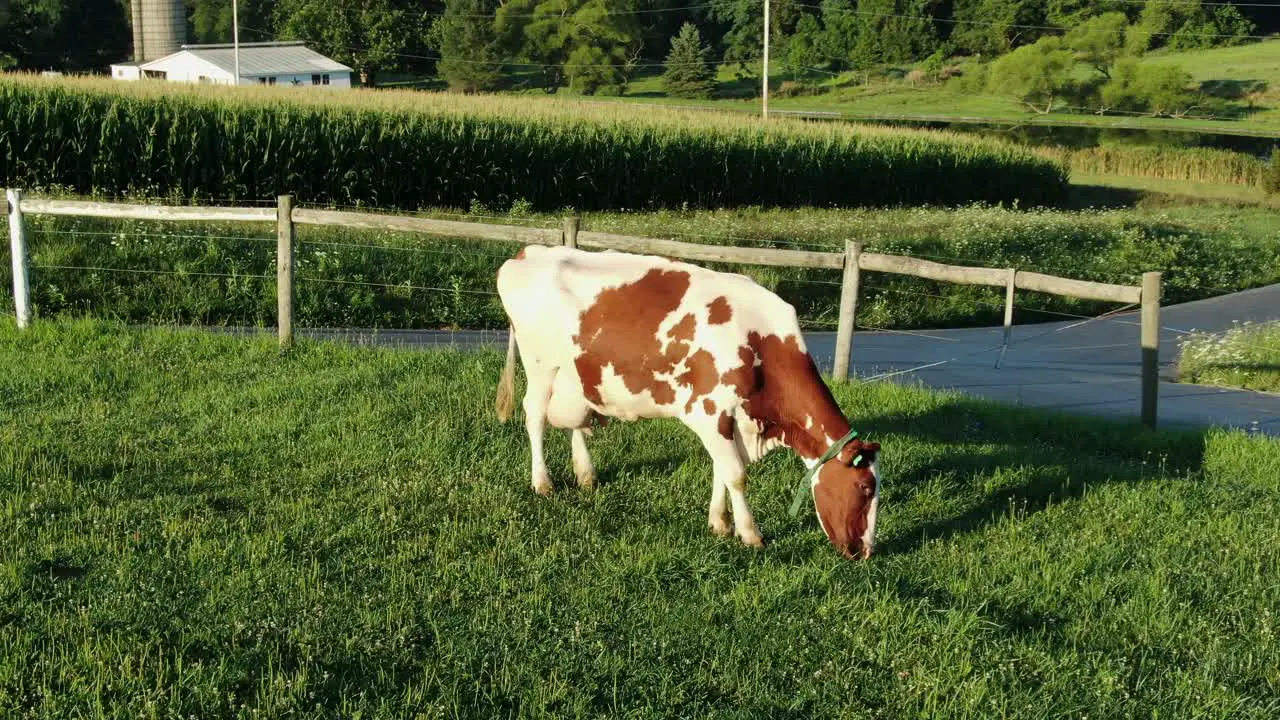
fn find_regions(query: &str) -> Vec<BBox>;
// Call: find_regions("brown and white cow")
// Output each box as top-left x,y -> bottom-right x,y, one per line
494,245 -> 882,560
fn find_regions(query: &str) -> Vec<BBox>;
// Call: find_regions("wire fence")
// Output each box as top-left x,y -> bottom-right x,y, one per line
5,192 -> 1189,428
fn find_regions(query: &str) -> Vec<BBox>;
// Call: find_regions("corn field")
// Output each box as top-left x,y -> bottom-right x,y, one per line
0,75 -> 1070,212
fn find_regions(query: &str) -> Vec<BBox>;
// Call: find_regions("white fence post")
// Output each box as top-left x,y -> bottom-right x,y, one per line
6,189 -> 31,329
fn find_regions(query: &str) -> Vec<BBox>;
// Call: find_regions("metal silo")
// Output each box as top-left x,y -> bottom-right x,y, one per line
131,0 -> 186,63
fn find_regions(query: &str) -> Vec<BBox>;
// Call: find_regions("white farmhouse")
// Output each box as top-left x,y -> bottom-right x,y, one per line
110,41 -> 353,88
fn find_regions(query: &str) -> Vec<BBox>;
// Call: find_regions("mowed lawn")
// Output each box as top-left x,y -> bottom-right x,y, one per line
1,319 -> 1278,718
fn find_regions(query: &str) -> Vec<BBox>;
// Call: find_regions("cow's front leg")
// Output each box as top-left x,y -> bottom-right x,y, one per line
692,419 -> 761,547
522,368 -> 554,496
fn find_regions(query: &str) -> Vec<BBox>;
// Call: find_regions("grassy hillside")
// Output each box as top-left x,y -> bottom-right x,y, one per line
600,39 -> 1280,137
1,318 -> 1277,717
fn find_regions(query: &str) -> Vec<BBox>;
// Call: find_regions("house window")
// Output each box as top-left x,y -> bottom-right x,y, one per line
258,77 -> 267,84
322,74 -> 330,85
312,74 -> 321,85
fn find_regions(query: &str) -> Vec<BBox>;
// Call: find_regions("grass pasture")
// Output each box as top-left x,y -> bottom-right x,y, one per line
1178,321 -> 1280,393
0,74 -> 1069,213
1,318 -> 1278,717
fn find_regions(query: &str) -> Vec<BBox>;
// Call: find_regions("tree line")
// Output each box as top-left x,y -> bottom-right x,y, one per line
0,0 -> 1274,91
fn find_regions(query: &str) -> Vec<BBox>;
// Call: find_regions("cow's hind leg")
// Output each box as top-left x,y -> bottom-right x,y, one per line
546,367 -> 596,489
522,363 -> 555,496
690,418 -> 761,547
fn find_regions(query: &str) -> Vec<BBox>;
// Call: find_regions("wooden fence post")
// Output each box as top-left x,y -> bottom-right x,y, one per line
1141,272 -> 1161,429
6,189 -> 31,329
832,240 -> 862,381
277,194 -> 295,347
563,216 -> 579,249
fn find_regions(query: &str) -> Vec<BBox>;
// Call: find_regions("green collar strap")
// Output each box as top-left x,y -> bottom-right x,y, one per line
788,427 -> 861,517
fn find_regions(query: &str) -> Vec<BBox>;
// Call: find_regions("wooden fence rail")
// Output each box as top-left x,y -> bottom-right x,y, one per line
5,191 -> 1162,429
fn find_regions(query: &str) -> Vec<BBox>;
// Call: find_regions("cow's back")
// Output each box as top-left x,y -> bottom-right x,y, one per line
498,245 -> 807,418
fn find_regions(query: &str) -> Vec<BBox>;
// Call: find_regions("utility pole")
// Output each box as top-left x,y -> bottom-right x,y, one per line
762,0 -> 770,119
232,0 -> 241,85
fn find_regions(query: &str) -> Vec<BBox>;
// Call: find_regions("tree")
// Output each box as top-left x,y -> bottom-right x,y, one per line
1065,11 -> 1129,77
1100,57 -> 1196,116
662,22 -> 717,98
1131,62 -> 1196,116
0,0 -> 130,72
784,14 -> 823,79
987,35 -> 1075,114
189,0 -> 274,44
496,0 -> 641,95
817,0 -> 860,70
274,0 -> 435,86
428,0 -> 505,93
951,0 -> 1051,56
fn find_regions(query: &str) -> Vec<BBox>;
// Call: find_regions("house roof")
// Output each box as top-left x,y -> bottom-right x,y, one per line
143,41 -> 352,77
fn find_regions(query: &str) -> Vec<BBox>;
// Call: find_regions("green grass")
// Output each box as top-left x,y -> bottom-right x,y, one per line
1071,173 -> 1280,207
1,317 -> 1277,717
0,73 -> 1070,212
1178,320 -> 1280,393
4,200 -> 1278,333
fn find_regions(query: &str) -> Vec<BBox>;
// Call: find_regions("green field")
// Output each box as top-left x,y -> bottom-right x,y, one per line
600,39 -> 1280,137
1,318 -> 1277,717
4,201 -> 1279,333
1178,321 -> 1280,393
0,75 -> 1069,213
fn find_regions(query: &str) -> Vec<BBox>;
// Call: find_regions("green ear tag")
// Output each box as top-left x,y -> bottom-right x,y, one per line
853,454 -> 863,466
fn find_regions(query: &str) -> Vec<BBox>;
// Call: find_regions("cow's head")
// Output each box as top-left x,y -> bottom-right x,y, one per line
813,438 -> 882,560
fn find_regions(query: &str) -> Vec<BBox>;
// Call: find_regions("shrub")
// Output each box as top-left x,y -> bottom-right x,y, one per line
1264,148 -> 1280,195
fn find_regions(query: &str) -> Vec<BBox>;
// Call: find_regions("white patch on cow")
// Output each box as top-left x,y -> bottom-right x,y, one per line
862,459 -> 881,555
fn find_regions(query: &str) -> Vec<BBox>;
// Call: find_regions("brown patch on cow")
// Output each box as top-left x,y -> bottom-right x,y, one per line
719,345 -> 760,399
717,412 -> 735,440
702,398 -> 716,415
573,268 -> 692,406
707,296 -> 732,324
651,382 -> 676,405
677,349 -> 718,413
667,313 -> 696,342
720,331 -> 849,460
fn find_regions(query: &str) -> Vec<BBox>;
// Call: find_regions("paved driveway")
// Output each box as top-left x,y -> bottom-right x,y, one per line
217,283 -> 1280,436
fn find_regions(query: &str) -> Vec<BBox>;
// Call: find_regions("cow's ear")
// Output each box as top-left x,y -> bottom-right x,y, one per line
839,439 -> 863,466
854,441 -> 881,467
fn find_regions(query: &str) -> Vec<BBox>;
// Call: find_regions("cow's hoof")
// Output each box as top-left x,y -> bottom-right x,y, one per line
532,472 -> 553,496
737,529 -> 765,548
575,467 -> 595,489
708,518 -> 732,537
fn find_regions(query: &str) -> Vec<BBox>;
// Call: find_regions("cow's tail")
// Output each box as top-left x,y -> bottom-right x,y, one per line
495,327 -> 518,422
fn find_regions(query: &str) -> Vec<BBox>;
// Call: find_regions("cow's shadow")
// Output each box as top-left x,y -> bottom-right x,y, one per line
518,391 -> 1209,559
827,393 -> 1206,557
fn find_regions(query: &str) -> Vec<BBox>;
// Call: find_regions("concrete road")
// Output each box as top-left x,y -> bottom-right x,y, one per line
211,283 -> 1280,436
